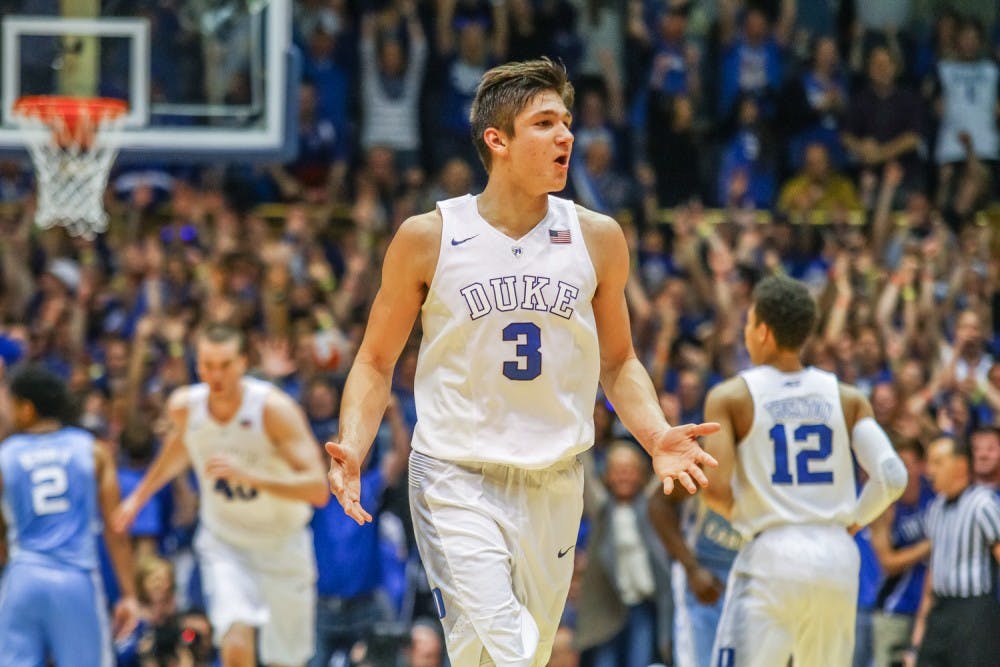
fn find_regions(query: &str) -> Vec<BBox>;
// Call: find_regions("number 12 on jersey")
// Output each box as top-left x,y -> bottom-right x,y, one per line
770,423 -> 834,485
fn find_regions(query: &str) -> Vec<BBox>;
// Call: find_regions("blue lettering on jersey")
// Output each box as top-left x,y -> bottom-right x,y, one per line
763,395 -> 833,423
459,276 -> 581,321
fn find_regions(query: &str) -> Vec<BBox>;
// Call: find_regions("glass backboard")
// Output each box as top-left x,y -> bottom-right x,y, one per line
0,0 -> 297,162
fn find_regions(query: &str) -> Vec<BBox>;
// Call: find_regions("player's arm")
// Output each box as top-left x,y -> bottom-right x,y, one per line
207,391 -> 329,507
648,488 -> 725,604
111,387 -> 191,532
648,490 -> 696,570
328,211 -> 438,523
841,384 -> 907,530
870,505 -> 931,577
700,378 -> 742,520
95,442 -> 140,640
581,207 -> 718,494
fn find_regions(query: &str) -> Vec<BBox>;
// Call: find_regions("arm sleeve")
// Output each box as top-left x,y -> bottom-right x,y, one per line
851,417 -> 907,527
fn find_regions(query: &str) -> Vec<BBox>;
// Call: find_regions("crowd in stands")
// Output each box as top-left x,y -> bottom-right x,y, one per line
0,0 -> 998,665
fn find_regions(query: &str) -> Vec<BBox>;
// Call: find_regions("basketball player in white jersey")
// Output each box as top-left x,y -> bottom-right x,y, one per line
325,57 -> 719,667
112,324 -> 329,667
701,275 -> 907,666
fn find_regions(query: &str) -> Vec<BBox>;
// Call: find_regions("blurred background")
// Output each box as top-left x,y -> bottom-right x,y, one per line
0,1 -> 997,666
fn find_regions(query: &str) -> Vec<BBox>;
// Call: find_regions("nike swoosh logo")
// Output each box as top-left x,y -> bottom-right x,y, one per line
558,546 -> 574,558
451,235 -> 478,246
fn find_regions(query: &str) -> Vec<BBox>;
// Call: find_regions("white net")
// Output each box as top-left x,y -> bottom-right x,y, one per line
13,99 -> 126,240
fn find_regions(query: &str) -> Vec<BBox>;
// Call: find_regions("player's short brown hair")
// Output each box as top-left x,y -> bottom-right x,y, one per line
469,57 -> 574,171
198,322 -> 246,354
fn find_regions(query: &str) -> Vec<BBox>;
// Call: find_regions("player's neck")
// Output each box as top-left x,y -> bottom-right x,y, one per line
207,380 -> 245,421
21,419 -> 62,434
761,351 -> 804,373
477,180 -> 550,238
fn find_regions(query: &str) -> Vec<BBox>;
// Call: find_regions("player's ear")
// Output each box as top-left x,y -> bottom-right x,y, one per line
753,320 -> 770,347
483,127 -> 507,156
13,398 -> 36,426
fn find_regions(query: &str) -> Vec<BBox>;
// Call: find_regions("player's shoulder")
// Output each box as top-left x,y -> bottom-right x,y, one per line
395,208 -> 443,245
261,384 -> 306,425
261,383 -> 298,412
387,209 -> 444,280
164,385 -> 194,424
706,375 -> 751,405
573,203 -> 626,277
573,203 -> 621,238
93,438 -> 113,469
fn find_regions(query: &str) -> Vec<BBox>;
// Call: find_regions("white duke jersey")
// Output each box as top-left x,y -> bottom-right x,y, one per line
731,366 -> 856,540
936,59 -> 999,163
185,378 -> 311,548
412,194 -> 600,468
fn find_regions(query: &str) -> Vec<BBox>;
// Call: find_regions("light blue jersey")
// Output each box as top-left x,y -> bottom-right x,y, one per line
1,427 -> 99,570
0,427 -> 111,667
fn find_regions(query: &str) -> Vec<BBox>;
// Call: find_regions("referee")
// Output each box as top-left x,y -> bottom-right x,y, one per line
907,435 -> 1000,667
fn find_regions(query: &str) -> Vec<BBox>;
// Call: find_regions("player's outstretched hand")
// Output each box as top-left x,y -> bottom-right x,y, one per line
112,595 -> 140,641
110,495 -> 141,534
325,441 -> 372,525
651,422 -> 720,494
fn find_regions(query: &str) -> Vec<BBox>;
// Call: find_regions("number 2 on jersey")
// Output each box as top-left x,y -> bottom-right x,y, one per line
502,322 -> 541,380
770,423 -> 834,485
31,465 -> 70,515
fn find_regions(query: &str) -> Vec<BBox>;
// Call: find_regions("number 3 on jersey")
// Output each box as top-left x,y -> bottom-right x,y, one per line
502,322 -> 541,380
770,423 -> 834,485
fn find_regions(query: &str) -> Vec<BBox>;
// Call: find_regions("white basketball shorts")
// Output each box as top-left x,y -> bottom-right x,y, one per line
408,450 -> 584,667
194,526 -> 317,665
711,524 -> 860,667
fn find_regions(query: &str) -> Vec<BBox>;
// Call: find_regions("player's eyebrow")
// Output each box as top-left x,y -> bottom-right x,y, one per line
528,108 -> 573,125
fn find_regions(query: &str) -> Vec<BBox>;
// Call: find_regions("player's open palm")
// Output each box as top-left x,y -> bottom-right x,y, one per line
325,441 -> 372,525
651,423 -> 720,494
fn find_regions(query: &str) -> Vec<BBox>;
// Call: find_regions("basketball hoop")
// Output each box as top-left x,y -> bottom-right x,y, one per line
12,96 -> 128,239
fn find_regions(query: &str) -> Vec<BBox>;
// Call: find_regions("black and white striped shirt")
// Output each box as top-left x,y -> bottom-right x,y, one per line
925,485 -> 1000,597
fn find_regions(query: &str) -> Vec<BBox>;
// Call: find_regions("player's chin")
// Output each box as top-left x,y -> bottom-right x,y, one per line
545,173 -> 569,192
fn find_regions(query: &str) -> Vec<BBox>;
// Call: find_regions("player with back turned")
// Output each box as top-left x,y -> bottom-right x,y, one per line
0,365 -> 139,666
701,275 -> 907,666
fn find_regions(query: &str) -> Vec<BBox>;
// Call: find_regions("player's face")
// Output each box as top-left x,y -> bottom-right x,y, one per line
196,339 -> 246,396
504,90 -> 574,194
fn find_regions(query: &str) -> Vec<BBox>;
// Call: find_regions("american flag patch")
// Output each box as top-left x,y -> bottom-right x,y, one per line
549,229 -> 571,244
